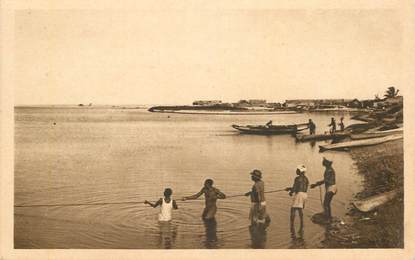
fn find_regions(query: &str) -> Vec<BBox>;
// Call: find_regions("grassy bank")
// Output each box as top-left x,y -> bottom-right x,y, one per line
321,140 -> 403,248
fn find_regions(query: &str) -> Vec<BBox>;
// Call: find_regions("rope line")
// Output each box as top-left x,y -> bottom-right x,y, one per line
14,189 -> 287,208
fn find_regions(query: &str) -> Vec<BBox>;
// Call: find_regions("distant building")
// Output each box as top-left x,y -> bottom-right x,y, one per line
354,96 -> 402,109
235,100 -> 251,108
347,99 -> 363,108
248,99 -> 267,106
285,99 -> 353,108
318,99 -> 353,106
193,100 -> 222,106
265,102 -> 283,109
285,99 -> 317,108
361,99 -> 375,108
220,103 -> 234,108
384,96 -> 403,106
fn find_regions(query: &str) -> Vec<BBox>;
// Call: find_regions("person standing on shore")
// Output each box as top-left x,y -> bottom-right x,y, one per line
244,170 -> 271,229
285,165 -> 309,239
338,117 -> 345,131
266,120 -> 273,128
308,119 -> 316,135
310,158 -> 337,221
328,117 -> 336,134
182,179 -> 226,221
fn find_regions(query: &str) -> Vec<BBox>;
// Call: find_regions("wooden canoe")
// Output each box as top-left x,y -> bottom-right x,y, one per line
232,123 -> 309,135
319,134 -> 403,151
295,132 -> 350,142
352,190 -> 397,212
350,128 -> 403,140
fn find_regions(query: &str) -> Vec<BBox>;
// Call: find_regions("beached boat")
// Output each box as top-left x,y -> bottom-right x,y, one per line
352,190 -> 397,212
344,122 -> 379,134
350,128 -> 403,140
232,123 -> 309,135
319,134 -> 403,151
295,132 -> 350,142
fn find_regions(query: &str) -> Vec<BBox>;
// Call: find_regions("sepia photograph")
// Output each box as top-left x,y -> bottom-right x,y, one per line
1,1 -> 415,259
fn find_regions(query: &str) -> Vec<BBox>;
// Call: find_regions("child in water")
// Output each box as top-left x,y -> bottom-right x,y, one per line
144,188 -> 178,222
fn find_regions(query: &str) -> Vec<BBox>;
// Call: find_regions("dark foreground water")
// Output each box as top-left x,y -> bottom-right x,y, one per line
14,107 -> 362,249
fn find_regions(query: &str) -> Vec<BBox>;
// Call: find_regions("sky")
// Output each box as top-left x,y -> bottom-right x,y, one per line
15,9 -> 402,105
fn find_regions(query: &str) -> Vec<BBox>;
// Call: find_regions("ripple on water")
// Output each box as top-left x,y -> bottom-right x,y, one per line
15,192 -> 336,248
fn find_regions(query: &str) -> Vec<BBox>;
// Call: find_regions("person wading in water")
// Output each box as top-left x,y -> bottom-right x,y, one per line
328,117 -> 336,134
310,157 -> 337,221
285,165 -> 309,239
182,179 -> 226,221
338,117 -> 345,131
144,188 -> 179,248
144,188 -> 178,221
308,119 -> 316,135
244,170 -> 271,229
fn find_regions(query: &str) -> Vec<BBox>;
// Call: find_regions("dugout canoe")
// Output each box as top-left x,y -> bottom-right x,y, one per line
319,134 -> 403,151
295,132 -> 350,142
350,128 -> 403,140
352,190 -> 398,212
232,123 -> 309,135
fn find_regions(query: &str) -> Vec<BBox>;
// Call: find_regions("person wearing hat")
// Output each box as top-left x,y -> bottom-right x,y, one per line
182,179 -> 226,220
338,117 -> 345,131
244,170 -> 271,228
285,165 -> 309,239
310,157 -> 337,220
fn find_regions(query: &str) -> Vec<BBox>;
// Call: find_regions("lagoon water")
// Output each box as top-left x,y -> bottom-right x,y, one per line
15,107 -> 363,249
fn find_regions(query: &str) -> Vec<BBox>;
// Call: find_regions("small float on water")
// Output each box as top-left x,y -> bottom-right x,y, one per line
232,123 -> 309,135
352,190 -> 398,212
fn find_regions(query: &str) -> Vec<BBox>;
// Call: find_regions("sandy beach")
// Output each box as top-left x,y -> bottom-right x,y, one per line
321,139 -> 403,248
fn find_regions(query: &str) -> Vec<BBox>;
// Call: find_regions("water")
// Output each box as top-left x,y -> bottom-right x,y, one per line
14,107 -> 363,249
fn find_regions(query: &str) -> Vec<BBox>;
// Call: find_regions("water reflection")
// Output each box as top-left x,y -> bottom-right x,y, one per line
203,218 -> 218,249
249,225 -> 267,249
158,221 -> 177,249
290,208 -> 305,239
289,237 -> 307,249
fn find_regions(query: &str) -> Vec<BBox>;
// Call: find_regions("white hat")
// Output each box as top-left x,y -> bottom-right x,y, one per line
296,165 -> 307,173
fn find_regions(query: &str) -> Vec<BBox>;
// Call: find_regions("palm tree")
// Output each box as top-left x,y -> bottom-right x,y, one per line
384,86 -> 400,98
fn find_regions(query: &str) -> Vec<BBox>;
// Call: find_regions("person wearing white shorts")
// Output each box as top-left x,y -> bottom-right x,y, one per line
285,165 -> 309,239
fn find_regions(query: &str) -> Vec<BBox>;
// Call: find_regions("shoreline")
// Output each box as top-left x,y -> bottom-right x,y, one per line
149,108 -> 370,115
149,109 -> 299,115
321,140 -> 403,248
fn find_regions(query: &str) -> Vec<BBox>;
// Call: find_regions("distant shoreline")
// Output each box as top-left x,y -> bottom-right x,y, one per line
13,105 -> 370,115
149,109 -> 299,115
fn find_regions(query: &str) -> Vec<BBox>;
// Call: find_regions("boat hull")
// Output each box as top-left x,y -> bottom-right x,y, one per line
296,132 -> 350,142
232,124 -> 308,135
350,128 -> 403,140
319,134 -> 403,151
352,191 -> 397,212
